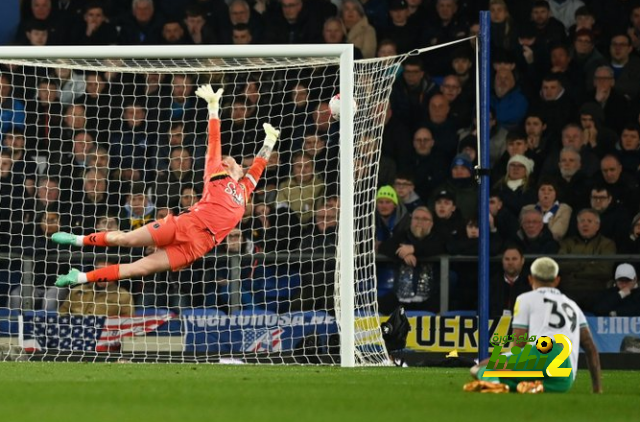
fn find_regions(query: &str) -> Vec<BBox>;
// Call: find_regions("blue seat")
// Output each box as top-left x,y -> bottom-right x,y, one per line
404,310 -> 436,318
441,310 -> 477,317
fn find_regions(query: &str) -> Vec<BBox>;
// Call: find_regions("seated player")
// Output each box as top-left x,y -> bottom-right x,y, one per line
52,85 -> 280,287
465,257 -> 602,394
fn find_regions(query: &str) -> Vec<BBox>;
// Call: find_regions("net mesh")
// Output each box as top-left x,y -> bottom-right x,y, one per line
0,50 -> 407,365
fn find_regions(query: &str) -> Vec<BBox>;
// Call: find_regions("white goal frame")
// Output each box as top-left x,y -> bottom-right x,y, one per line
0,44 -> 359,366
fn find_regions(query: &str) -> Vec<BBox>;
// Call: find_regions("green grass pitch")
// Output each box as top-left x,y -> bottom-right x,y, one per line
0,363 -> 638,422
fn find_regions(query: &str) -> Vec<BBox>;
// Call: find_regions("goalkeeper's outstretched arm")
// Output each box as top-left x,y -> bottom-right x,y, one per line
195,84 -> 224,176
241,123 -> 280,195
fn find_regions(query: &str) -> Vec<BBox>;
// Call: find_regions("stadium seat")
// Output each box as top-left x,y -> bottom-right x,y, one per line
441,310 -> 477,317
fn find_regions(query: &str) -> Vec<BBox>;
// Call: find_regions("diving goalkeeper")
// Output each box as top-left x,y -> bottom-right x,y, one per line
53,84 -> 280,287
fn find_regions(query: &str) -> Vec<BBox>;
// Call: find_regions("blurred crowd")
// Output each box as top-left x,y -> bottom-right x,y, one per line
1,0 -> 640,318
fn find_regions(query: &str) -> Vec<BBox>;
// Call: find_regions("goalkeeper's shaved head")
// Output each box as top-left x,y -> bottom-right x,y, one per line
530,257 -> 559,283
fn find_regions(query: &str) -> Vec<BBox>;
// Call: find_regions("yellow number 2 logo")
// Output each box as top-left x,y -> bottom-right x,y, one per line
546,334 -> 572,377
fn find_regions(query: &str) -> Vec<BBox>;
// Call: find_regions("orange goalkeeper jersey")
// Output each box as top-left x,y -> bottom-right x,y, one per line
190,117 -> 266,245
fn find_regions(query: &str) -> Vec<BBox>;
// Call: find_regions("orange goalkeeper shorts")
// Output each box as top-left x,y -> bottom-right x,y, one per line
146,212 -> 215,271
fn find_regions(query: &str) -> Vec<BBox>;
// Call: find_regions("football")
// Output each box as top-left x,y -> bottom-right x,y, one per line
328,93 -> 357,121
536,336 -> 554,354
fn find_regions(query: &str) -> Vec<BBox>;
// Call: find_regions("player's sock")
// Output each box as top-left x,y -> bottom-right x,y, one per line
82,232 -> 109,247
86,264 -> 121,283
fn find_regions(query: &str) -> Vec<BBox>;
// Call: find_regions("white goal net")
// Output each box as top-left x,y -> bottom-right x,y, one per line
0,45 -> 406,365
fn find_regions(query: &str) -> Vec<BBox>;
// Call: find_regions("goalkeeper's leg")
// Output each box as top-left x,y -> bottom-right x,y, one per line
52,225 -> 157,248
56,249 -> 172,287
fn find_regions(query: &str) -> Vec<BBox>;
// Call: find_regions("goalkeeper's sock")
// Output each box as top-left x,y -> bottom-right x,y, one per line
82,232 -> 109,247
87,264 -> 121,283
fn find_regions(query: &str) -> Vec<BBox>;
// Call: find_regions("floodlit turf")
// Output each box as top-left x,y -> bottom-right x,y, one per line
0,363 -> 638,422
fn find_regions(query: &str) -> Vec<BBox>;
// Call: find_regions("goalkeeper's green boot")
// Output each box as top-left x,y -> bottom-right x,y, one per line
52,232 -> 78,246
55,269 -> 80,287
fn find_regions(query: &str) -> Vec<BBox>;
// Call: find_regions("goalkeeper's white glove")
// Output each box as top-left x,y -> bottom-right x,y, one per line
263,123 -> 280,149
195,84 -> 223,115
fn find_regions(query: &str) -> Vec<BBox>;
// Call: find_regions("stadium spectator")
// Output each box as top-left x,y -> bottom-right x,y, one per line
9,211 -> 70,311
618,212 -> 640,254
52,67 -> 85,106
584,66 -> 630,137
559,208 -> 616,312
374,185 -> 409,251
440,74 -> 472,129
221,0 -> 265,44
629,4 -> 640,54
530,0 -> 567,47
160,19 -> 190,45
592,154 -> 640,216
430,153 -> 478,221
1,129 -> 37,197
24,78 -> 63,154
339,0 -> 377,58
265,0 -> 324,45
490,245 -> 531,317
588,185 -> 631,249
155,146 -> 203,211
251,201 -> 301,252
178,185 -> 199,214
618,124 -> 640,174
393,174 -> 423,213
572,29 -> 607,93
489,190 -> 519,243
607,33 -> 640,101
491,68 -> 528,131
523,112 -> 550,173
521,178 -> 573,241
567,6 -> 602,46
71,2 -> 118,45
548,0 -> 585,31
276,152 -> 325,225
322,17 -> 364,59
402,127 -> 447,201
423,93 -> 459,160
289,203 -> 339,313
119,182 -> 155,232
0,73 -> 26,136
530,73 -> 576,143
378,206 -> 447,314
420,0 -> 468,76
389,57 -> 437,131
578,102 -> 617,158
492,154 -> 537,217
491,130 -> 536,183
27,176 -> 62,219
23,18 -> 50,46
59,259 -> 134,317
377,0 -> 419,55
542,123 -> 600,178
514,208 -> 560,254
183,3 -> 217,44
432,189 -> 464,238
360,0 -> 389,31
67,168 -> 112,235
447,217 -> 502,309
488,0 -> 518,55
118,0 -> 164,45
593,263 -> 640,316
15,0 -> 68,45
231,24 -> 253,44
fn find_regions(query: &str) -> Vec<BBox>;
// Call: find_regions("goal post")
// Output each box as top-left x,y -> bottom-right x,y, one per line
0,44 -> 399,365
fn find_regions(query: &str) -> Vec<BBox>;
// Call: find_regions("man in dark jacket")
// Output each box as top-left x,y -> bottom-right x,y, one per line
378,206 -> 448,314
593,263 -> 640,316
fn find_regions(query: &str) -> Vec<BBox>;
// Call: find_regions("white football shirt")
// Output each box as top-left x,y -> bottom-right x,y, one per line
513,287 -> 588,380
